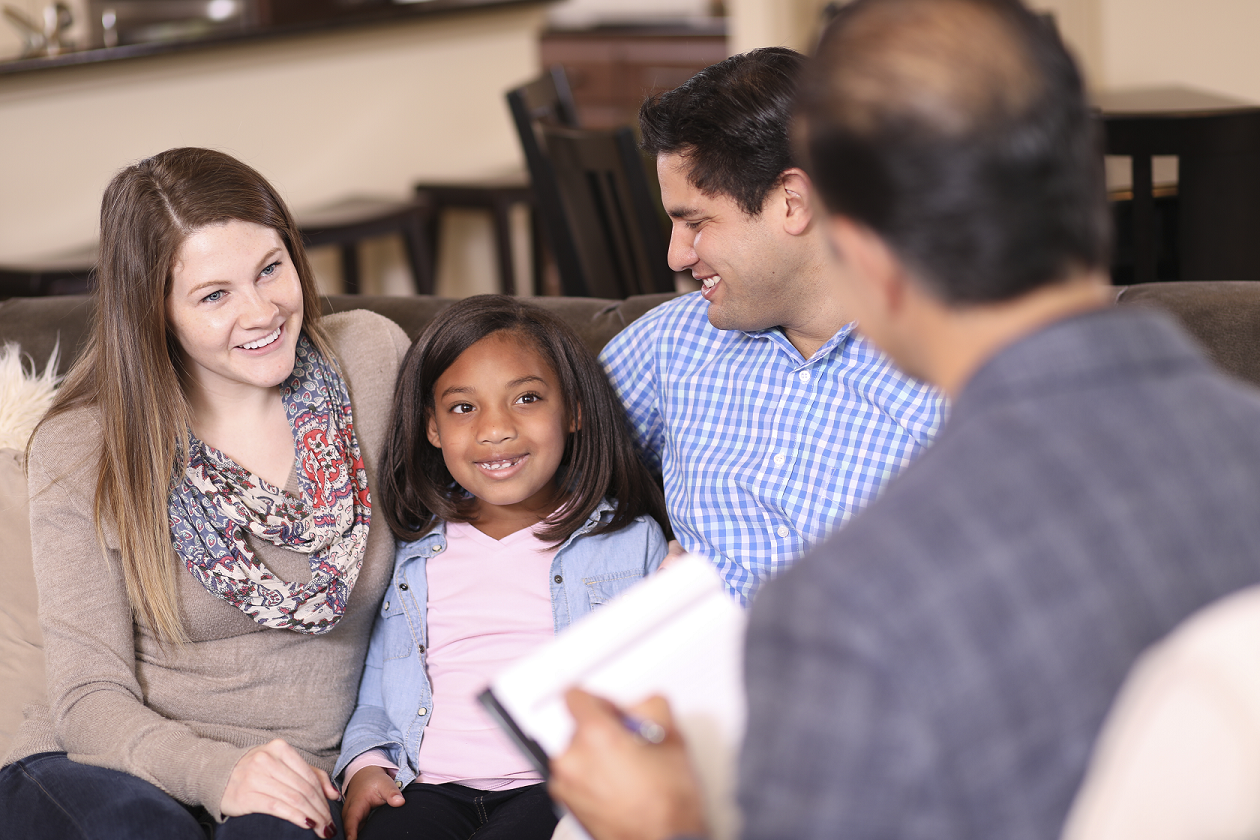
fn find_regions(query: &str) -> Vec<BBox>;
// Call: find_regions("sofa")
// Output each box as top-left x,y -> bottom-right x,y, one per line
3,282 -> 1260,758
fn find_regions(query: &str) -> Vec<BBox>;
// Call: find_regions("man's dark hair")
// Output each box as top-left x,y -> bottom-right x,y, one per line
798,0 -> 1110,303
640,47 -> 806,216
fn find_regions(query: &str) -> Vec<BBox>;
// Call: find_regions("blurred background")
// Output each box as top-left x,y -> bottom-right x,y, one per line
2,0 -> 1258,297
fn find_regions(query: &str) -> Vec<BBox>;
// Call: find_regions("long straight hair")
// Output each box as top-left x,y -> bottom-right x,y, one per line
34,148 -> 329,643
380,295 -> 669,544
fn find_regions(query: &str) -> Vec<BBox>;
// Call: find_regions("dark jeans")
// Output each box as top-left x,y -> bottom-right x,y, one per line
0,751 -> 345,840
359,781 -> 557,840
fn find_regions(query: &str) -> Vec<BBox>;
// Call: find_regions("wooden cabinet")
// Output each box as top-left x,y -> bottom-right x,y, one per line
541,23 -> 728,129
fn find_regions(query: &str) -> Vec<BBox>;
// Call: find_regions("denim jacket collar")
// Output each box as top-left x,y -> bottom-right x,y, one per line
404,497 -> 618,560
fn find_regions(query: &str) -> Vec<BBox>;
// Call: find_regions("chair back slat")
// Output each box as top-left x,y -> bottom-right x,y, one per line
506,68 -> 588,295
542,124 -> 674,298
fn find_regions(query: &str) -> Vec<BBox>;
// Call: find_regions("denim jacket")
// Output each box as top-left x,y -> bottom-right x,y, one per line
334,499 -> 667,787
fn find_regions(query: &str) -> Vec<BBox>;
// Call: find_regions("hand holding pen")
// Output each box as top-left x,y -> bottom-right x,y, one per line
550,689 -> 709,840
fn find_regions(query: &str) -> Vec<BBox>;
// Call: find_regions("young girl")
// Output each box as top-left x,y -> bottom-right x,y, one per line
335,295 -> 670,840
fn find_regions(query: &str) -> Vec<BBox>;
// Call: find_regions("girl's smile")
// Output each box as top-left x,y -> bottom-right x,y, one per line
427,330 -> 575,539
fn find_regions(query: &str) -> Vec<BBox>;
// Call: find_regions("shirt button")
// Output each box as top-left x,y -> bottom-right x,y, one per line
383,601 -> 390,611
777,525 -> 790,538
418,644 -> 425,653
432,545 -> 444,553
798,370 -> 811,383
773,453 -> 786,466
554,575 -> 563,584
399,583 -> 409,591
418,707 -> 428,716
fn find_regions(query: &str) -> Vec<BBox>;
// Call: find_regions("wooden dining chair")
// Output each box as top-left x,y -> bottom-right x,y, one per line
506,67 -> 588,295
540,124 -> 674,299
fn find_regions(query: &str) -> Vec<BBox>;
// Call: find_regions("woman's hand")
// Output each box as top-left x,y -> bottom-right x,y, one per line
342,765 -> 406,840
222,739 -> 341,837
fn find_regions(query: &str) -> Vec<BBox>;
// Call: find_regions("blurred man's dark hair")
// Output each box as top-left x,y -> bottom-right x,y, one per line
640,46 -> 806,216
797,0 -> 1110,303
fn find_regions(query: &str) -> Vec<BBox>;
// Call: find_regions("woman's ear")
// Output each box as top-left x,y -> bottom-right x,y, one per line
427,415 -> 442,449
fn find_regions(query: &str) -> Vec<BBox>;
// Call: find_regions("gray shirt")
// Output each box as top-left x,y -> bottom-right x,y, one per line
741,307 -> 1260,840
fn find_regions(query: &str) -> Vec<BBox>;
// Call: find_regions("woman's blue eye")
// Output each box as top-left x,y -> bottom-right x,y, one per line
203,290 -> 224,303
260,261 -> 280,277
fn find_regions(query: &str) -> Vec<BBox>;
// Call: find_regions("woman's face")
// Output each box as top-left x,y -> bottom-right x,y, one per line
165,220 -> 304,402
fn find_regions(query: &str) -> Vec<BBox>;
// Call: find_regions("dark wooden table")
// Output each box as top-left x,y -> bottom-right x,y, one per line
1097,86 -> 1260,284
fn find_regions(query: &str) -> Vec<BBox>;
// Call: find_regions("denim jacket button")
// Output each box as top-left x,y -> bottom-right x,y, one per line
554,575 -> 563,584
399,583 -> 409,591
383,601 -> 390,611
418,707 -> 428,716
432,544 -> 444,553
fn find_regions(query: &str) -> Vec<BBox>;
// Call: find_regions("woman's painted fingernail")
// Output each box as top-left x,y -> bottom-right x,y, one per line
323,825 -> 336,838
305,818 -> 316,828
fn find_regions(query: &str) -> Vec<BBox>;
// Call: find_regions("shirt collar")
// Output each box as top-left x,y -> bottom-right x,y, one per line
407,497 -> 618,554
743,321 -> 860,365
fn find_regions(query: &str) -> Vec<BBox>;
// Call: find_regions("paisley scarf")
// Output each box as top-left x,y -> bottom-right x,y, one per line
168,335 -> 371,634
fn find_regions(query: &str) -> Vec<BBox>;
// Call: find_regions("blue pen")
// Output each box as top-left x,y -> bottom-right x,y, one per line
622,713 -> 666,744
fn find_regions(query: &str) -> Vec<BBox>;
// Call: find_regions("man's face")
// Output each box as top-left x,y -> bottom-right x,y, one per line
657,153 -> 802,333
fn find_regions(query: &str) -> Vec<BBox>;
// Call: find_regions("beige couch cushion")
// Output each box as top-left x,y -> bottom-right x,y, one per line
0,446 -> 44,757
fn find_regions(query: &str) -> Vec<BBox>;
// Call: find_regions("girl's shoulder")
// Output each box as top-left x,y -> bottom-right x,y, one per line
393,520 -> 447,563
571,499 -> 666,544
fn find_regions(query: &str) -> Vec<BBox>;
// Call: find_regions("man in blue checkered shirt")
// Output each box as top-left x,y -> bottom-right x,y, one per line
601,48 -> 945,605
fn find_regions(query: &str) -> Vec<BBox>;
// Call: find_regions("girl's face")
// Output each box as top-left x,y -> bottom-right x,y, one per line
165,220 -> 303,403
427,330 -> 575,538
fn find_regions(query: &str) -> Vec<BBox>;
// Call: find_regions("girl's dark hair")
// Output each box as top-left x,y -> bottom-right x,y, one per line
380,295 -> 669,544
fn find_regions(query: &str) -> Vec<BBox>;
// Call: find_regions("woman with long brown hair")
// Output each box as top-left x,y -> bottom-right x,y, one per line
0,148 -> 409,839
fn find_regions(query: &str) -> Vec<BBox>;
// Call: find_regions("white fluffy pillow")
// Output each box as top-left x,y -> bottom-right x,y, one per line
0,342 -> 60,451
0,342 -> 59,757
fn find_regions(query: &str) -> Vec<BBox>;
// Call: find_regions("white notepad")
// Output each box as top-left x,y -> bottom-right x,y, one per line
480,555 -> 747,840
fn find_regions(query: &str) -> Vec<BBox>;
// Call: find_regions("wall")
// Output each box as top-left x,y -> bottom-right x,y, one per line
1100,0 -> 1260,103
0,4 -> 548,296
726,0 -> 829,55
547,0 -> 711,28
725,0 -> 1260,105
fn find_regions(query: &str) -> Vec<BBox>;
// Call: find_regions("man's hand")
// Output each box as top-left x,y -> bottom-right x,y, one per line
550,689 -> 709,840
221,739 -> 341,837
342,765 -> 406,840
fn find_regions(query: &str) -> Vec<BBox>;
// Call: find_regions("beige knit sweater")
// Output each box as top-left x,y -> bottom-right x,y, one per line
6,310 -> 409,820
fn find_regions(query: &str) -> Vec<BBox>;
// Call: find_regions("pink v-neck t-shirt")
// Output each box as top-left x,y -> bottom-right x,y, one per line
416,520 -> 557,789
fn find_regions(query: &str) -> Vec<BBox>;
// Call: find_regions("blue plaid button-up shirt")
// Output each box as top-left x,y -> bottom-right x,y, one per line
601,293 -> 945,604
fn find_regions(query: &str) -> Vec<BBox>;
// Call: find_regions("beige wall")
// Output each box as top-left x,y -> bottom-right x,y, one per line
1100,0 -> 1260,103
0,4 -> 547,295
8,0 -> 1260,293
727,0 -> 1260,105
727,0 -> 830,55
